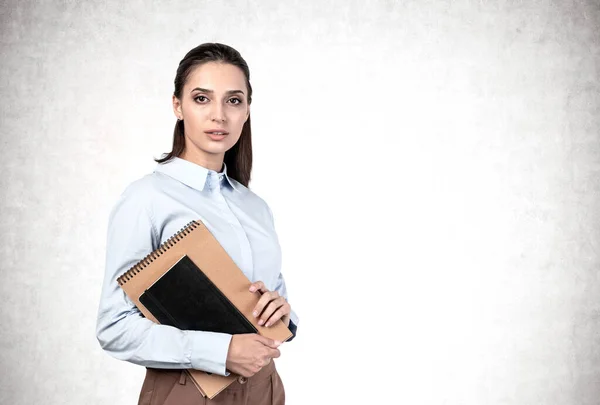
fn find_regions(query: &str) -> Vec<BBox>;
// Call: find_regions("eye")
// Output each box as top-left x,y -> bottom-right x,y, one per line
194,95 -> 208,103
229,97 -> 242,105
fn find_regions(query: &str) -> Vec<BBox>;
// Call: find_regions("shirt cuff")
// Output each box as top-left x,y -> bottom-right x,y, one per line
188,331 -> 233,376
289,309 -> 299,327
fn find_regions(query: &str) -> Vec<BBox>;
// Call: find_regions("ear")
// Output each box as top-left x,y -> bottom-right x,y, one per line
172,94 -> 183,120
245,105 -> 250,122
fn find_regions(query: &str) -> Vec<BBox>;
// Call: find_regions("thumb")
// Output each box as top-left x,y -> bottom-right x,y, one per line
255,334 -> 282,349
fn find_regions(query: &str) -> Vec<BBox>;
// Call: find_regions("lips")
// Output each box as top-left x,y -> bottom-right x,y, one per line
205,130 -> 228,141
204,129 -> 229,135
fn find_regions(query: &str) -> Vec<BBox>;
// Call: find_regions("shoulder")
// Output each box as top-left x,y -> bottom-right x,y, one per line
231,178 -> 267,204
118,173 -> 159,200
109,173 -> 160,216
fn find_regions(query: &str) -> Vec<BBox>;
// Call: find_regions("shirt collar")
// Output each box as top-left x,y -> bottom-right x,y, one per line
154,156 -> 240,192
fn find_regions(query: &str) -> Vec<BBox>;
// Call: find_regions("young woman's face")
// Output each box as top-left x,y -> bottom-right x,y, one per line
173,61 -> 250,167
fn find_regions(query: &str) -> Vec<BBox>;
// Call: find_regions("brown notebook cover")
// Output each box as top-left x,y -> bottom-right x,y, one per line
116,219 -> 293,399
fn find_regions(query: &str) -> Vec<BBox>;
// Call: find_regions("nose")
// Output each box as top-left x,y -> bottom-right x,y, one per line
211,103 -> 225,122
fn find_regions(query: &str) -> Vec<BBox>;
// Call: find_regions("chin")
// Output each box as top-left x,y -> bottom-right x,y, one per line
202,142 -> 235,155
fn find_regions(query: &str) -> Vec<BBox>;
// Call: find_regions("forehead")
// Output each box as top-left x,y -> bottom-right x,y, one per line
185,62 -> 246,92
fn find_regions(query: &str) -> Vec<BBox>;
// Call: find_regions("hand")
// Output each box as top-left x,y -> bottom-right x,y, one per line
249,281 -> 291,328
225,334 -> 281,377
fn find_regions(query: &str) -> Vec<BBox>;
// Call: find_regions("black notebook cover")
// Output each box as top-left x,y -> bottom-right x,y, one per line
139,255 -> 258,335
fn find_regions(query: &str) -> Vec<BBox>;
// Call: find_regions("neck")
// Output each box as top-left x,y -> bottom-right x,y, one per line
180,150 -> 224,172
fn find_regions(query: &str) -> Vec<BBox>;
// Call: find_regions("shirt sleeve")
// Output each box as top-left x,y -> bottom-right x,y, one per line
96,187 -> 233,375
266,204 -> 299,340
272,271 -> 299,341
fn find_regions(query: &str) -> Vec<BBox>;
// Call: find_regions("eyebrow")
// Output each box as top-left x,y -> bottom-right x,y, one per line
190,87 -> 245,95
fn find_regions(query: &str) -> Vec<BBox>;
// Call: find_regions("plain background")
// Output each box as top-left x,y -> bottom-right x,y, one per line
1,0 -> 599,404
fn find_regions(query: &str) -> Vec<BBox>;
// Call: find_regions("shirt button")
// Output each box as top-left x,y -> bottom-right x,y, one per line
238,376 -> 247,384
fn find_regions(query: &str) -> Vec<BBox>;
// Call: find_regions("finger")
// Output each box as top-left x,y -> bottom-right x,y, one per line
253,292 -> 274,319
253,291 -> 279,319
268,348 -> 281,359
249,280 -> 267,294
265,302 -> 291,327
259,297 -> 286,326
255,334 -> 282,348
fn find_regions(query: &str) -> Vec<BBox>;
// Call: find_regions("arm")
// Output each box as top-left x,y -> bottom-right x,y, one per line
271,272 -> 299,341
95,190 -> 233,375
264,204 -> 299,341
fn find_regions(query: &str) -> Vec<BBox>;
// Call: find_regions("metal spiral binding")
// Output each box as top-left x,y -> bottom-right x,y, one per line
117,220 -> 200,286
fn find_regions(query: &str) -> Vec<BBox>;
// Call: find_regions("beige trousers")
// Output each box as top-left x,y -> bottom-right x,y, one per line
138,360 -> 285,405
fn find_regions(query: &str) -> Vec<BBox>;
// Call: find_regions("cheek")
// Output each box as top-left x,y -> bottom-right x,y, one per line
189,107 -> 208,121
233,109 -> 247,123
227,134 -> 243,147
228,114 -> 247,134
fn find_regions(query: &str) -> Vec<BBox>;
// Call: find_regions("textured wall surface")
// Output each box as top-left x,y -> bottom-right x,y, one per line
0,1 -> 598,404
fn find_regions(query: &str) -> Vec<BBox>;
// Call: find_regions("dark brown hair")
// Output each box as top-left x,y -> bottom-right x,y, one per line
154,43 -> 253,187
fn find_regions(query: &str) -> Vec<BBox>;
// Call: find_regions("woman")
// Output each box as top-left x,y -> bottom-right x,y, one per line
96,42 -> 298,405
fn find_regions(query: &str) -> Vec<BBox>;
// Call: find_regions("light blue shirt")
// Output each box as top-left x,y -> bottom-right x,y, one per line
96,157 -> 299,376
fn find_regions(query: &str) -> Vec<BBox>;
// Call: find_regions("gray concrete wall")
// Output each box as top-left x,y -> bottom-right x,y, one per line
1,1 -> 598,404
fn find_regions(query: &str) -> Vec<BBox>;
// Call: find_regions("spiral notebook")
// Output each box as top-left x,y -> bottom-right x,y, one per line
116,220 -> 293,399
138,254 -> 258,335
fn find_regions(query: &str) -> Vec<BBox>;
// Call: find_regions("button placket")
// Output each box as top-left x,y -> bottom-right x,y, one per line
207,172 -> 220,196
210,174 -> 254,279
